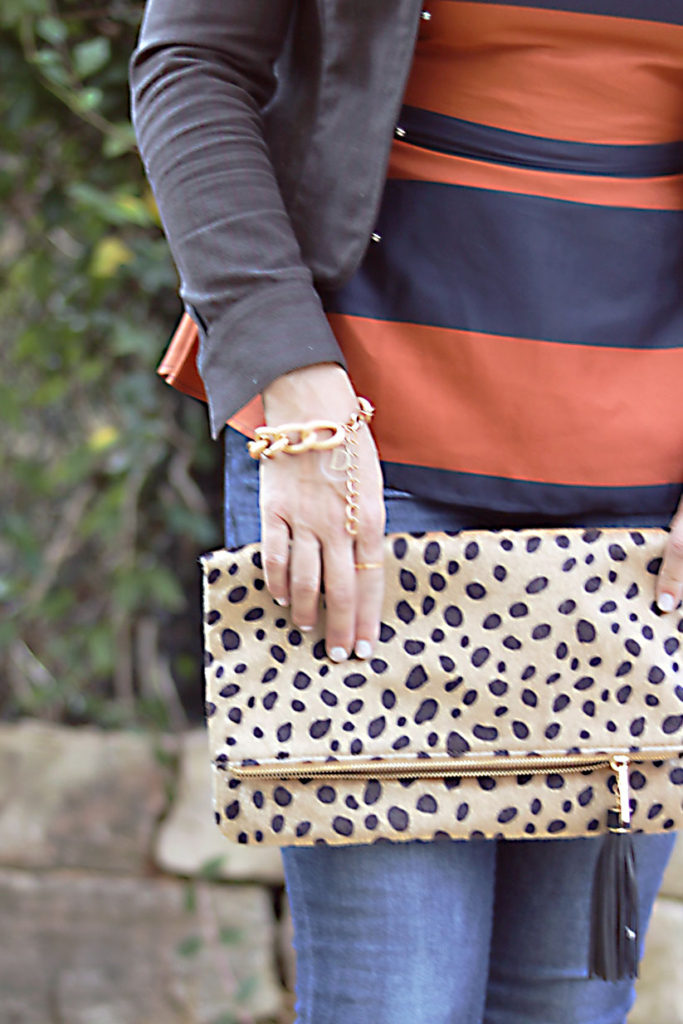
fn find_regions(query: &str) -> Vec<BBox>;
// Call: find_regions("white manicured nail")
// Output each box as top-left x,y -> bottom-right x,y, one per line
657,593 -> 676,613
300,625 -> 314,632
354,640 -> 372,660
275,597 -> 289,607
329,647 -> 349,663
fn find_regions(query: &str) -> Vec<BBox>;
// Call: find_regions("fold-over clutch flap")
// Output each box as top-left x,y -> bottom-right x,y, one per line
201,529 -> 683,774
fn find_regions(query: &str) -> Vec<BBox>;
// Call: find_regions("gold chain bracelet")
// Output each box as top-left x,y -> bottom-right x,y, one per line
247,421 -> 345,459
247,397 -> 374,537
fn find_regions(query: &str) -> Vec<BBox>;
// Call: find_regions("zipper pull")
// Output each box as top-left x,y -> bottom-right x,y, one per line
610,755 -> 632,829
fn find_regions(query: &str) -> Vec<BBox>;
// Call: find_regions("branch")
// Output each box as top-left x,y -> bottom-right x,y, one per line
23,482 -> 96,610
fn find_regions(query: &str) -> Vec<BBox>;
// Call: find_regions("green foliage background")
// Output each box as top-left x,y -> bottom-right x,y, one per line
1,0 -> 222,728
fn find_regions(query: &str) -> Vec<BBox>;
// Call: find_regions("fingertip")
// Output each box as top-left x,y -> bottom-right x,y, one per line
657,592 -> 676,613
354,640 -> 373,660
328,646 -> 349,663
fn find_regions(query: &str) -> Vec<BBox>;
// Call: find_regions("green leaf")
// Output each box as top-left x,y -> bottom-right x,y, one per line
72,37 -> 111,79
36,16 -> 67,45
176,935 -> 203,958
85,626 -> 116,676
32,48 -> 70,87
183,882 -> 197,914
197,855 -> 226,881
218,926 -> 243,946
90,237 -> 135,278
102,123 -> 137,158
111,321 -> 162,358
145,566 -> 185,611
68,183 -> 156,227
235,975 -> 258,1004
76,86 -> 104,111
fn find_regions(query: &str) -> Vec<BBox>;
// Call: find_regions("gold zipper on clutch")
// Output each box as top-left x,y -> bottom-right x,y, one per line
227,752 -> 669,808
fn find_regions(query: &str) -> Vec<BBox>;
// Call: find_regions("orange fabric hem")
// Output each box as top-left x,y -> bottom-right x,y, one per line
156,313 -> 262,435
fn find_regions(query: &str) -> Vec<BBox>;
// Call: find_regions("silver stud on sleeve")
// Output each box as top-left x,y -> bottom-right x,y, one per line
395,127 -> 406,139
421,10 -> 432,20
371,233 -> 382,243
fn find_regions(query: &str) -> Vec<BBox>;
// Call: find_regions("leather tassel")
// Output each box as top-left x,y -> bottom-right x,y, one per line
589,758 -> 639,981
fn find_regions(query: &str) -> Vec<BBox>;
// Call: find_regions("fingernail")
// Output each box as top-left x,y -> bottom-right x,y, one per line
300,625 -> 314,632
328,647 -> 349,663
275,597 -> 289,607
657,592 -> 676,613
354,640 -> 372,660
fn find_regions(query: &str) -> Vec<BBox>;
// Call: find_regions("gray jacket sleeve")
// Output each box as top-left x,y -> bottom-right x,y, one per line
130,0 -> 346,437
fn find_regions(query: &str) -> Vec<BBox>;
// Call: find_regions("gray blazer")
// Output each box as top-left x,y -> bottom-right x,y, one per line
130,0 -> 423,434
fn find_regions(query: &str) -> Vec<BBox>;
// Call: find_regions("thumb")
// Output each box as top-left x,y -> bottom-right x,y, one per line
656,505 -> 683,613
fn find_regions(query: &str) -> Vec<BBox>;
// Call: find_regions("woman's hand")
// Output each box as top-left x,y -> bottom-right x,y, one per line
259,363 -> 386,661
657,496 -> 683,612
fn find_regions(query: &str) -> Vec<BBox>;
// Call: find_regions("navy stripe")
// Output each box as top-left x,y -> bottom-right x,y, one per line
323,179 -> 683,350
398,106 -> 683,178
382,462 -> 682,529
222,431 -> 679,542
450,0 -> 683,26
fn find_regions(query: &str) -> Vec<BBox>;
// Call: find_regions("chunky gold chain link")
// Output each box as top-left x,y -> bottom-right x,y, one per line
247,397 -> 374,537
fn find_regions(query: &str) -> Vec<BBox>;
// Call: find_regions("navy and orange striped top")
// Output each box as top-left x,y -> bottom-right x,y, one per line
163,0 -> 683,529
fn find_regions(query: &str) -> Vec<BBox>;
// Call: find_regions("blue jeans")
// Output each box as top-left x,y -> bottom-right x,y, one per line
283,833 -> 675,1024
224,428 -> 677,1024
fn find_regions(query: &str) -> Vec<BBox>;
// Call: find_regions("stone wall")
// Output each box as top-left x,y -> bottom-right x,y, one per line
0,721 -> 680,1023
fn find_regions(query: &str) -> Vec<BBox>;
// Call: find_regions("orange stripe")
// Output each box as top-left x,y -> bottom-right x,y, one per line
387,141 -> 683,209
328,314 -> 683,488
408,1 -> 683,144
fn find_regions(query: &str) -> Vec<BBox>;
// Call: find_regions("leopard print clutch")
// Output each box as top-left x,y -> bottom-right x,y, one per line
201,528 -> 683,847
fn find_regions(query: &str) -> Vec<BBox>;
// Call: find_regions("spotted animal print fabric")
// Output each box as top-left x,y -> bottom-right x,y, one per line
202,528 -> 683,847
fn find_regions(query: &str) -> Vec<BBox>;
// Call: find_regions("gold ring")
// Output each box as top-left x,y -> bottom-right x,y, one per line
354,562 -> 383,570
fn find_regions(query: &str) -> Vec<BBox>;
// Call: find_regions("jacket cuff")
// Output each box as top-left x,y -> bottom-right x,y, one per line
196,280 -> 347,439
